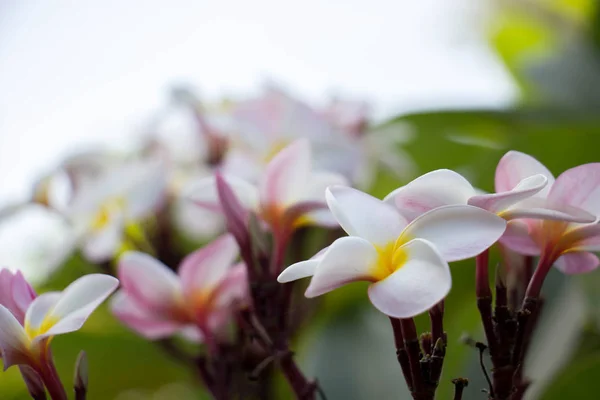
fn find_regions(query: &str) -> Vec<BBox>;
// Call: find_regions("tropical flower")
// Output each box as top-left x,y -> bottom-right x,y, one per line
495,151 -> 600,278
277,186 -> 506,318
185,139 -> 347,237
111,234 -> 248,345
0,273 -> 118,370
68,158 -> 167,262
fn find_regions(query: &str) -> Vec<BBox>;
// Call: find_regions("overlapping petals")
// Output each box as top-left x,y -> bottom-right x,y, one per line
278,186 -> 506,318
111,234 -> 249,341
496,152 -> 600,274
0,269 -> 36,325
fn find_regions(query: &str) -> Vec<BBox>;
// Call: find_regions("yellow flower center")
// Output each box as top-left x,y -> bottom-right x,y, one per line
90,197 -> 126,231
371,240 -> 409,281
25,314 -> 59,340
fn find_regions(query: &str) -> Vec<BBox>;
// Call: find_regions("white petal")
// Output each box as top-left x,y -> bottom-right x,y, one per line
184,174 -> 259,212
495,151 -> 555,197
468,174 -> 547,215
401,205 -> 507,262
35,274 -> 119,340
123,159 -> 168,219
498,197 -> 595,223
305,237 -> 377,298
24,292 -> 61,337
302,171 -> 348,203
0,305 -> 30,370
383,169 -> 475,221
118,252 -> 182,312
277,247 -> 328,283
326,186 -> 407,246
81,215 -> 124,263
368,238 -> 451,318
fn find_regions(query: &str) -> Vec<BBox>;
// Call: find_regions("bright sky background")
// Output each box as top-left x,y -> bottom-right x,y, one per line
0,0 -> 517,206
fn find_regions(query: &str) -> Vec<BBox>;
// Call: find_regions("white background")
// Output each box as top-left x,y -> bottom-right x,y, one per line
0,0 -> 517,205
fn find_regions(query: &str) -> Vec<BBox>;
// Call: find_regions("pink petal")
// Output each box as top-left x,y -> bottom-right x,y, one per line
259,139 -> 311,208
118,252 -> 181,313
111,292 -> 183,340
0,269 -> 36,325
554,252 -> 600,275
495,151 -> 555,196
10,271 -> 36,318
215,173 -> 252,247
384,169 -> 475,221
499,220 -> 541,256
468,174 -> 547,215
326,186 -> 408,246
210,263 -> 250,312
401,205 -> 507,262
185,174 -> 259,213
179,234 -> 239,298
305,237 -> 377,298
0,305 -> 30,370
368,238 -> 451,318
548,163 -> 600,217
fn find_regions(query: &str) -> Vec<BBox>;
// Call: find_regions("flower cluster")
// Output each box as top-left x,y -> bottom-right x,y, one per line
0,86 -> 598,400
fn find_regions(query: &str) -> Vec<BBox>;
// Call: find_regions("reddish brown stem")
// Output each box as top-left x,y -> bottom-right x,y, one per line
390,318 -> 413,391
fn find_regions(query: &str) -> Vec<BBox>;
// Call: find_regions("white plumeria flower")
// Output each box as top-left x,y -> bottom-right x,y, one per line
68,159 -> 167,262
0,274 -> 118,370
383,168 -> 593,223
278,186 -> 507,318
185,139 -> 347,236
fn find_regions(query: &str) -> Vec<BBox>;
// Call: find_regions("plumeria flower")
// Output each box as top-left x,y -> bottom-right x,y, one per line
68,158 -> 167,263
0,272 -> 118,371
277,186 -> 507,318
495,151 -> 600,277
185,139 -> 347,237
111,234 -> 248,345
222,86 -> 360,184
384,167 -> 593,224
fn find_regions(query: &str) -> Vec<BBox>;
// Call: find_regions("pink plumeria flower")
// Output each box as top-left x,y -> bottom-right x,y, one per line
68,159 -> 167,262
0,273 -> 118,370
277,186 -> 506,318
111,234 -> 248,343
496,151 -> 600,275
185,139 -> 347,236
0,269 -> 36,326
384,168 -> 592,224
